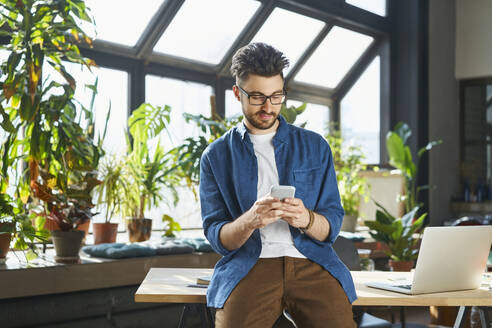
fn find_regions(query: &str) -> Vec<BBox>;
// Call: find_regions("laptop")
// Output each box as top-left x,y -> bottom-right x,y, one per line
366,225 -> 492,295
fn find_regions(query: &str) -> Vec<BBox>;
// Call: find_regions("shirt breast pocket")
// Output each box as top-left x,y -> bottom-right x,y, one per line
293,167 -> 321,208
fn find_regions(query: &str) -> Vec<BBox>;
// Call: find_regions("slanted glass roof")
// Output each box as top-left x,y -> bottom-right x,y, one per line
85,0 -> 164,46
346,0 -> 386,17
153,0 -> 260,64
251,7 -> 325,75
294,26 -> 373,88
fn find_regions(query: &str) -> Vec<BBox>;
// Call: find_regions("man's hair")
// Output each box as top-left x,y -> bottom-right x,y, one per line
230,42 -> 289,82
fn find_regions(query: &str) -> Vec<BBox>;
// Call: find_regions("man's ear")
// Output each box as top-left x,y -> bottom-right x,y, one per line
232,85 -> 241,101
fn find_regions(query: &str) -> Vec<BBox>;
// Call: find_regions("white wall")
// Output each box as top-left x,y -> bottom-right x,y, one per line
429,0 -> 460,225
456,0 -> 492,79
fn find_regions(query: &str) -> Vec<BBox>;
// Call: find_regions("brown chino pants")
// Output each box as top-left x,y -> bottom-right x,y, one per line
215,257 -> 356,328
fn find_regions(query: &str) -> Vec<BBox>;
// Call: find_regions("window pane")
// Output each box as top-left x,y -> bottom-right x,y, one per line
286,100 -> 330,136
62,64 -> 128,156
346,0 -> 386,17
226,89 -> 243,118
154,0 -> 260,64
146,75 -> 213,229
340,56 -> 380,164
84,0 -> 163,46
294,26 -> 373,88
251,8 -> 325,75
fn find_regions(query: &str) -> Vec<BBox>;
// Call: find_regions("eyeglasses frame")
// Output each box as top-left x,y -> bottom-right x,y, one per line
235,84 -> 287,106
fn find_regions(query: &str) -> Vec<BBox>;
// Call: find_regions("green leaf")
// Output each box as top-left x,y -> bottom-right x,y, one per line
386,132 -> 406,172
394,122 -> 411,144
401,206 -> 420,227
403,146 -> 416,178
0,104 -> 15,132
417,140 -> 442,158
365,220 -> 396,236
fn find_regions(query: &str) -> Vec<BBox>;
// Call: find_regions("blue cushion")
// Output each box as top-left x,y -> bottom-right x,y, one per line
82,243 -> 156,259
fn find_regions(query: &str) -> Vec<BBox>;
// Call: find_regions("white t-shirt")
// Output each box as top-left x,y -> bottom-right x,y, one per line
248,132 -> 306,259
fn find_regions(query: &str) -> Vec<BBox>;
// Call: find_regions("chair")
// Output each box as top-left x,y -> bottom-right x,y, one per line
333,236 -> 393,328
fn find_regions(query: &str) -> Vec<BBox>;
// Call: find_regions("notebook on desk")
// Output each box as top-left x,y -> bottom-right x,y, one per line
366,225 -> 492,295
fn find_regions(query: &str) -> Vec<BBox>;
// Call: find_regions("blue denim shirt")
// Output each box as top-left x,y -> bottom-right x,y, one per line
199,115 -> 357,308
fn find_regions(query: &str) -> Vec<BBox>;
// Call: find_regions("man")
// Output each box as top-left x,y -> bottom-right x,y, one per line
199,42 -> 357,327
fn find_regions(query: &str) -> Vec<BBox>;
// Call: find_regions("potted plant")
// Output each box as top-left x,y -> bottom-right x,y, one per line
364,202 -> 426,271
325,126 -> 369,232
93,156 -> 124,244
386,122 -> 441,214
0,183 -> 48,263
121,103 -> 179,242
0,0 -> 98,245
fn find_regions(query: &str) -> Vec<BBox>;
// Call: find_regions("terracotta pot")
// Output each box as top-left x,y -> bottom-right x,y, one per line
341,214 -> 358,232
93,222 -> 118,244
0,223 -> 12,259
51,230 -> 85,263
388,259 -> 414,272
127,218 -> 152,243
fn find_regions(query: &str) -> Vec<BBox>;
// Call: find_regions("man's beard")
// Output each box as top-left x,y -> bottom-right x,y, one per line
243,110 -> 279,130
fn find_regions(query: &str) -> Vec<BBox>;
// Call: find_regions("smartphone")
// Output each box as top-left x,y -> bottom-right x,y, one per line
270,185 -> 296,200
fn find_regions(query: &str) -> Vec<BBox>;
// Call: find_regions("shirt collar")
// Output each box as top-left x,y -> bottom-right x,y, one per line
237,115 -> 289,143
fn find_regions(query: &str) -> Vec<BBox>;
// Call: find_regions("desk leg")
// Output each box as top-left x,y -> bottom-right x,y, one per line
178,304 -> 191,328
478,307 -> 490,328
177,304 -> 215,328
400,307 -> 406,327
453,306 -> 470,328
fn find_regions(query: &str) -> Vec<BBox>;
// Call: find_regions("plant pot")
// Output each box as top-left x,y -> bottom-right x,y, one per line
127,218 -> 152,243
93,223 -> 118,244
341,214 -> 358,232
51,230 -> 85,263
388,259 -> 414,272
0,223 -> 12,261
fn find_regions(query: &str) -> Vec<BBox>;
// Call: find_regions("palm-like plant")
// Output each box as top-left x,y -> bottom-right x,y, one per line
121,103 -> 179,219
95,156 -> 125,223
386,122 -> 441,214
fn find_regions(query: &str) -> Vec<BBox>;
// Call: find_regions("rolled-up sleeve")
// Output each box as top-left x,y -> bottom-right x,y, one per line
313,141 -> 344,245
199,151 -> 237,257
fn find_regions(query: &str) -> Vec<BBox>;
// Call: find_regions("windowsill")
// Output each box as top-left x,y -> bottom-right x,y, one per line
0,232 -> 220,300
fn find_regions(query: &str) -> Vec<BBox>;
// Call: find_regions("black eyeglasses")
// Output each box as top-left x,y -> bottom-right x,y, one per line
236,84 -> 286,106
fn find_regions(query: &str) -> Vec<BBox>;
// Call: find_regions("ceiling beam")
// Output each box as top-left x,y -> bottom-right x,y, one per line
217,0 -> 276,77
274,0 -> 390,36
332,38 -> 382,101
135,0 -> 186,59
287,81 -> 334,99
285,23 -> 334,86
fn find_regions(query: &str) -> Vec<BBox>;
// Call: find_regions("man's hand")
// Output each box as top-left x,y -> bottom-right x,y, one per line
219,194 -> 284,251
242,195 -> 284,230
280,197 -> 310,229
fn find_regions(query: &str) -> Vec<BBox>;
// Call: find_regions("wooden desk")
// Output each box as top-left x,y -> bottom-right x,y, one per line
135,269 -> 492,327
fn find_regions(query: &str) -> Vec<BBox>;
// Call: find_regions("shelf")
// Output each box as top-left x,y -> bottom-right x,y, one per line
451,201 -> 492,215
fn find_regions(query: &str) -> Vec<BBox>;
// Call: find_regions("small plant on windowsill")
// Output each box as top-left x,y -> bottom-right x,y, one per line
325,125 -> 369,232
0,184 -> 49,263
119,103 -> 180,242
94,156 -> 124,244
